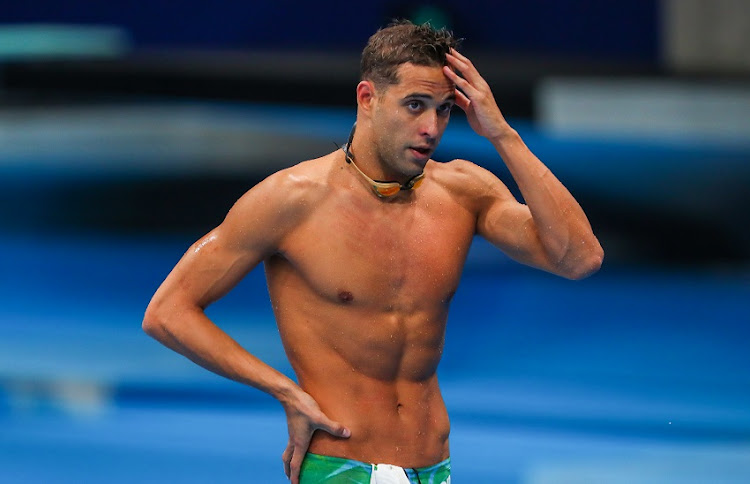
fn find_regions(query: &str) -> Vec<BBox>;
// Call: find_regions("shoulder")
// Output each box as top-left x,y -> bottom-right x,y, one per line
218,154 -> 335,245
232,154 -> 332,215
427,158 -> 513,208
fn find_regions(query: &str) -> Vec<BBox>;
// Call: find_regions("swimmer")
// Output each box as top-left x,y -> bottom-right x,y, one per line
143,20 -> 603,484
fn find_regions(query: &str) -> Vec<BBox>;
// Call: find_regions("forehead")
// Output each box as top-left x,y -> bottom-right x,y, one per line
387,63 -> 454,99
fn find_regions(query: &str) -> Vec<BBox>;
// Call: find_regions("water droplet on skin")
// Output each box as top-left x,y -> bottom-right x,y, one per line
193,235 -> 217,253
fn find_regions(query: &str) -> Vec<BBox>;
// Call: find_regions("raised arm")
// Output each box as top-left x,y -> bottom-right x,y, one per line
443,49 -> 603,279
142,169 -> 349,483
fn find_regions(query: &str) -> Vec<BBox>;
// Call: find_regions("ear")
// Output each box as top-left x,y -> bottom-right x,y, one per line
356,80 -> 376,115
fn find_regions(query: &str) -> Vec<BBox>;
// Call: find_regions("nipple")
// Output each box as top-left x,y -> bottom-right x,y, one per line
338,290 -> 354,303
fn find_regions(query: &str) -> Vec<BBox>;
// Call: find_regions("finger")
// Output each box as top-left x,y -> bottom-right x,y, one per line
282,442 -> 293,478
445,52 -> 469,71
446,51 -> 483,86
453,89 -> 471,112
444,53 -> 470,79
443,65 -> 480,99
318,417 -> 351,438
450,48 -> 470,63
289,445 -> 307,484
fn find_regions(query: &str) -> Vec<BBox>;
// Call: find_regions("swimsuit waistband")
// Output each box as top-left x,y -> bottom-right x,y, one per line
300,453 -> 451,484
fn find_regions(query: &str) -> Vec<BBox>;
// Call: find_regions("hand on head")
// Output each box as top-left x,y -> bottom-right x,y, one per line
443,49 -> 511,140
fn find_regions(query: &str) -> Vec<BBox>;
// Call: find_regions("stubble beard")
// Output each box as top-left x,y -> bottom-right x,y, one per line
373,134 -> 425,181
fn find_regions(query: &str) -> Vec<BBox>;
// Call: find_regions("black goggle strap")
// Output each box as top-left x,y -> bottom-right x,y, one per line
336,121 -> 423,191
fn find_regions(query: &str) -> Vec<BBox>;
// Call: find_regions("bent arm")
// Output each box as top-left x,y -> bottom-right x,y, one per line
142,233 -> 297,398
142,169 -> 350,483
478,132 -> 604,279
444,49 -> 603,279
142,172 -> 300,400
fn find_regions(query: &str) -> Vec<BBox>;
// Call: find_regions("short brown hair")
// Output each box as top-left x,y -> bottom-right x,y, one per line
360,20 -> 461,87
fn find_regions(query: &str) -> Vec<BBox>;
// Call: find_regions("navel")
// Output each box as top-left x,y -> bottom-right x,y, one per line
338,290 -> 354,303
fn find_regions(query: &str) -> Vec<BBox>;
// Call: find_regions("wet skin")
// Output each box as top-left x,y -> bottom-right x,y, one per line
143,53 -> 603,484
265,64 -> 466,466
266,154 -> 475,467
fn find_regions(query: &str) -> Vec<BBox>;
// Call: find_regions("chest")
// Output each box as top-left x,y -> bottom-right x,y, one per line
278,193 -> 476,307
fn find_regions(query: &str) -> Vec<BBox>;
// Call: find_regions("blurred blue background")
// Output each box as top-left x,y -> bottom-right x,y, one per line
1,1 -> 749,482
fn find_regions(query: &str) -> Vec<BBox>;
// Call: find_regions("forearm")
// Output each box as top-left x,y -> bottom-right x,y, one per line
491,128 -> 603,275
444,49 -> 601,277
143,305 -> 299,404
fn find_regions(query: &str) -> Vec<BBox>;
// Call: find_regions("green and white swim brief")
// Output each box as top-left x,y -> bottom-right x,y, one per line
300,452 -> 451,483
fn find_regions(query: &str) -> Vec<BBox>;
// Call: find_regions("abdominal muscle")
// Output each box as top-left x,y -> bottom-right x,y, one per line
305,369 -> 450,467
275,300 -> 452,468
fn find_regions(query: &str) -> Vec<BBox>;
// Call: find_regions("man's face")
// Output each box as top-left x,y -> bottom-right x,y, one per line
370,63 -> 455,179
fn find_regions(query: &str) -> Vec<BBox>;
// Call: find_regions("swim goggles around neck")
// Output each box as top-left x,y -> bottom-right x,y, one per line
341,123 -> 425,198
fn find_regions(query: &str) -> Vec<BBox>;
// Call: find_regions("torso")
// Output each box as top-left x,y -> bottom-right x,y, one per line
264,151 -> 479,467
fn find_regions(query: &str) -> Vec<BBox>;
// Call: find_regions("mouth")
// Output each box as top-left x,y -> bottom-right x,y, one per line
409,146 -> 433,160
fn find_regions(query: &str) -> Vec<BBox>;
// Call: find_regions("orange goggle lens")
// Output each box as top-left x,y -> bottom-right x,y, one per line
409,174 -> 425,190
373,184 -> 402,197
344,145 -> 424,198
372,172 -> 424,197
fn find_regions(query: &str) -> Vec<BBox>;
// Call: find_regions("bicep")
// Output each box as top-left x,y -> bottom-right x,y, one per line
152,171 -> 307,310
158,225 -> 265,310
475,176 -> 556,273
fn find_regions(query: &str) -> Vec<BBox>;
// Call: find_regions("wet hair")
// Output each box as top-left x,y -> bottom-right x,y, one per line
360,19 -> 461,87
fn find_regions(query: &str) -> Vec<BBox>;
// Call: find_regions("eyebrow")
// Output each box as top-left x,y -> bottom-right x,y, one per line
404,92 -> 456,103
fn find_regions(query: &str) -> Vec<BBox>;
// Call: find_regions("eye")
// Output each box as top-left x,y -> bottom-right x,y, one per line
438,103 -> 453,116
407,100 -> 423,111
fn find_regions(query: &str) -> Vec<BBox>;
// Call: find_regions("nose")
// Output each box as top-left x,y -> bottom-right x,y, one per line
419,110 -> 439,140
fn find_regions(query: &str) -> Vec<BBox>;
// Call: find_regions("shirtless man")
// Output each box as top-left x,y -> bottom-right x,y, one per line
143,21 -> 603,484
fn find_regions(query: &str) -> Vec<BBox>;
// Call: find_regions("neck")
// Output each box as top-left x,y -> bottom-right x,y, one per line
346,123 -> 420,186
